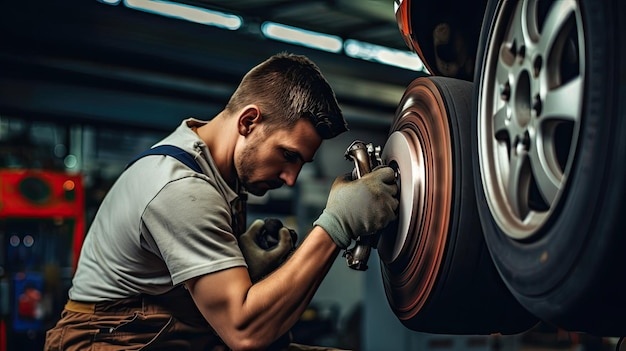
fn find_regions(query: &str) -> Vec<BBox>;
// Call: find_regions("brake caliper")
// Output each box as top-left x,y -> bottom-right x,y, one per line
343,140 -> 384,271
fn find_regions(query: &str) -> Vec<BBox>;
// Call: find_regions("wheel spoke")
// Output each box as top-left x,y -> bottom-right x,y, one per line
493,105 -> 509,136
497,1 -> 526,68
541,76 -> 582,123
523,0 -> 541,41
529,77 -> 581,205
505,1 -> 524,45
507,147 -> 531,219
537,0 -> 577,56
528,138 -> 561,205
495,57 -> 510,84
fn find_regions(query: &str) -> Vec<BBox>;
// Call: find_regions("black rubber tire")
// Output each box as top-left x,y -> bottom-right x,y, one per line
472,0 -> 626,336
380,76 -> 537,335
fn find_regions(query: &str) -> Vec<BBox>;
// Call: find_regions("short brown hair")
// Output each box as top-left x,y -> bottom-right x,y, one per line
225,52 -> 348,139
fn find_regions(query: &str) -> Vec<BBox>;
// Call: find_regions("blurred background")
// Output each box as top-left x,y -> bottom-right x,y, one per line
0,1 -> 620,350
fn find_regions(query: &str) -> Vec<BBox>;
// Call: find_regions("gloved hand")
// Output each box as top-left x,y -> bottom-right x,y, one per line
313,166 -> 399,249
254,218 -> 298,250
239,219 -> 295,282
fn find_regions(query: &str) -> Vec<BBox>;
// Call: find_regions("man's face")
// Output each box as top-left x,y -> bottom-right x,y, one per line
236,118 -> 322,196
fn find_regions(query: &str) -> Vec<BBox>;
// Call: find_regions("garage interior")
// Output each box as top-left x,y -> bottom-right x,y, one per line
0,0 -> 623,350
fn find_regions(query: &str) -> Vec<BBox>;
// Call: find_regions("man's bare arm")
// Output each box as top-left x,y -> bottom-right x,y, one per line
185,225 -> 339,351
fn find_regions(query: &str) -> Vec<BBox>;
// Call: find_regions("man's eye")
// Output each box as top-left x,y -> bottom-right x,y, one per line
283,150 -> 299,162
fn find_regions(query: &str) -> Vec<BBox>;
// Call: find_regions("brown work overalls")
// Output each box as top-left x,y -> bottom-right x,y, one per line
44,285 -> 347,350
43,286 -> 225,350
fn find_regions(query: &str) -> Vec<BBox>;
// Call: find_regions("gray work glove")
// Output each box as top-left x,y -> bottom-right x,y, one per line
313,166 -> 399,249
239,219 -> 295,282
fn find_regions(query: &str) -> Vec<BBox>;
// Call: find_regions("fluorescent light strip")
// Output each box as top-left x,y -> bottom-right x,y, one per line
123,0 -> 242,30
97,1 -> 423,71
261,22 -> 343,53
344,39 -> 425,72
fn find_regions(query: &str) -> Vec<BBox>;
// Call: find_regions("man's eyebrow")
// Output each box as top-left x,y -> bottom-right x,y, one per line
286,147 -> 312,163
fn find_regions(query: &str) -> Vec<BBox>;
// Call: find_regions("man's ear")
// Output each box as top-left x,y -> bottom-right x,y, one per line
238,105 -> 261,136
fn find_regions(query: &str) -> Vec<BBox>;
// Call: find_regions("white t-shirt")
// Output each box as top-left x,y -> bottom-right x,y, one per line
69,119 -> 247,302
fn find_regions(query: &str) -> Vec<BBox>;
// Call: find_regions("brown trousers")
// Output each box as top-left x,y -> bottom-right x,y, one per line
44,287 -> 348,351
44,287 -> 220,350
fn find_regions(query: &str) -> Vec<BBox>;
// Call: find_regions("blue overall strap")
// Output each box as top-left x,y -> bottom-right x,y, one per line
126,145 -> 202,173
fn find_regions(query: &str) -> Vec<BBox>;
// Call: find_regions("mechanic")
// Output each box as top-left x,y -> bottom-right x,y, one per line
44,52 -> 399,351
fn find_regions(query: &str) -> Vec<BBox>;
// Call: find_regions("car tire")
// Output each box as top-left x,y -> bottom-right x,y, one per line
473,0 -> 626,335
379,76 -> 537,334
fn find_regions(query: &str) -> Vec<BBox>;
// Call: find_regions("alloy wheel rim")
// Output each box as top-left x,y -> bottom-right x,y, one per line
477,0 -> 585,240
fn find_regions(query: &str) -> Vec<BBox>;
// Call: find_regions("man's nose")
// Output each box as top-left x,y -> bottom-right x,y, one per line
280,166 -> 301,187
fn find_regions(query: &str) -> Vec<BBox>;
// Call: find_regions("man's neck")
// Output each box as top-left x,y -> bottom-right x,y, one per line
195,114 -> 238,189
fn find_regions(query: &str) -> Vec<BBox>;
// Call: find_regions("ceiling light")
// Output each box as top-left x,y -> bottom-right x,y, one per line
124,0 -> 242,30
261,22 -> 343,53
344,39 -> 425,72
